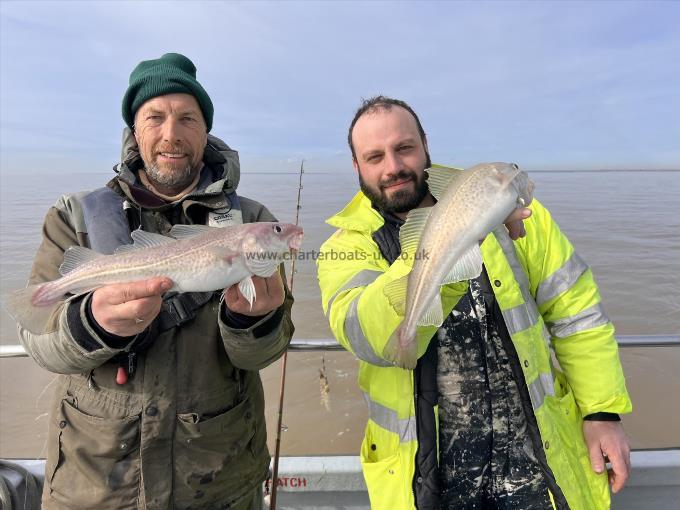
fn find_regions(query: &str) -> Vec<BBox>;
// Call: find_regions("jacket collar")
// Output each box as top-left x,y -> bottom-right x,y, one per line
326,191 -> 385,234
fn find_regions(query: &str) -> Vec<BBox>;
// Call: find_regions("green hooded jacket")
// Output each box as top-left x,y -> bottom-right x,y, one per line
19,130 -> 294,509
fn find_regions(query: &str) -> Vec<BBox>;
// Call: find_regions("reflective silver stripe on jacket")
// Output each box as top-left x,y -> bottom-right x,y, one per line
363,392 -> 417,442
345,297 -> 393,367
493,228 -> 541,336
326,269 -> 382,318
502,303 -> 536,337
536,252 -> 589,307
527,372 -> 556,410
493,228 -> 556,410
547,303 -> 610,338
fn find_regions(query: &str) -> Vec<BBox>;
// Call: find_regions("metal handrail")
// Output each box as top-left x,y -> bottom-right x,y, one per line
1,335 -> 678,359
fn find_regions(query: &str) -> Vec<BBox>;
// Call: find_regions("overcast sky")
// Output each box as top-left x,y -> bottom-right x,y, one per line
1,0 -> 679,175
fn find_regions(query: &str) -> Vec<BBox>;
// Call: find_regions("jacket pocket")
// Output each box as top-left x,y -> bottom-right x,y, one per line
174,396 -> 264,506
360,421 -> 410,509
47,397 -> 141,509
541,373 -> 609,509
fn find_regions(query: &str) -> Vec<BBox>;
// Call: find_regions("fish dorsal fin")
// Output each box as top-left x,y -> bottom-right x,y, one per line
126,229 -> 176,250
384,275 -> 408,316
426,166 -> 465,200
399,207 -> 432,258
441,244 -> 484,285
59,246 -> 104,276
114,244 -> 137,254
170,224 -> 217,240
417,293 -> 444,327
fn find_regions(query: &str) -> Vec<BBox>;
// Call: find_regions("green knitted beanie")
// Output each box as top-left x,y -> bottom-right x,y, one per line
122,53 -> 214,132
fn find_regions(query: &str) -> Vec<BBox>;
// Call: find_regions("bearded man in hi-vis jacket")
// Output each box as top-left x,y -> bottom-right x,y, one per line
317,96 -> 631,509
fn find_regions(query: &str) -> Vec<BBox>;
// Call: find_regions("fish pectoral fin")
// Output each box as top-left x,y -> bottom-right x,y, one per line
59,246 -> 105,276
204,244 -> 240,261
426,166 -> 465,200
238,276 -> 256,310
416,293 -> 444,327
169,224 -> 219,240
384,276 -> 408,316
400,208 -> 432,256
441,244 -> 484,285
127,229 -> 176,249
382,323 -> 418,370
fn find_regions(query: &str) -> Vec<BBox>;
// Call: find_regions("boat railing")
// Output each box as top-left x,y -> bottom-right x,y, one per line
1,334 -> 679,508
2,334 -> 679,358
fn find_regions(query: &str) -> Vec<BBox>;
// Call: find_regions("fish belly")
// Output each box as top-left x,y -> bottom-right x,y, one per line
169,260 -> 251,293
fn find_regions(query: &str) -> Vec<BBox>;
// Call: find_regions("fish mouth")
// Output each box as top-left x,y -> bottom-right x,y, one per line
513,171 -> 535,206
288,231 -> 304,251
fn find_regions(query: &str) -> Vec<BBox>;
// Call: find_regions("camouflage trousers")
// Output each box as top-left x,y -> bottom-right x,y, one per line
436,277 -> 552,510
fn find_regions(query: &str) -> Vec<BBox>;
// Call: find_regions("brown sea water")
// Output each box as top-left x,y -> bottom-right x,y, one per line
1,169 -> 679,458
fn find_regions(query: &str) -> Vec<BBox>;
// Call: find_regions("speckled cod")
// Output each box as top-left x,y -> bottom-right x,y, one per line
383,162 -> 534,369
7,222 -> 304,334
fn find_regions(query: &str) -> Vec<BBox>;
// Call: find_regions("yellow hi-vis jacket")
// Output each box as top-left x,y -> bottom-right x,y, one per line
317,169 -> 631,509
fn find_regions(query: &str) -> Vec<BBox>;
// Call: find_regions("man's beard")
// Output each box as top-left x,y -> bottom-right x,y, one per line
359,168 -> 430,214
144,161 -> 194,189
142,143 -> 196,190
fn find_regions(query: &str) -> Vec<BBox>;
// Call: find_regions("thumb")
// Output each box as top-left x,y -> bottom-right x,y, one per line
588,442 -> 606,474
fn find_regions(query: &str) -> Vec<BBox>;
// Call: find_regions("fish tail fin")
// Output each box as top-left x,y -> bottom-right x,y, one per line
4,284 -> 63,334
382,322 -> 418,370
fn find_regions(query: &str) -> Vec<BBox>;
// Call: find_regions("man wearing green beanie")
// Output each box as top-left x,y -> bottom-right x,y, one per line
17,53 -> 294,509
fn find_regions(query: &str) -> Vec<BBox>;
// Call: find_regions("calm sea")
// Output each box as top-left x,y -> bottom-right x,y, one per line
1,169 -> 679,457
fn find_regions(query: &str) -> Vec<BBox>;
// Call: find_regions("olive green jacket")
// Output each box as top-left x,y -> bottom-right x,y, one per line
19,131 -> 294,509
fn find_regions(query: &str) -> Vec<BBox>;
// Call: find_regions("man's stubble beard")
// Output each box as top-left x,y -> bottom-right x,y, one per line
144,160 -> 195,189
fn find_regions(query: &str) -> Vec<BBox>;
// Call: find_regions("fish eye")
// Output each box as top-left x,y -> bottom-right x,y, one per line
512,163 -> 519,170
273,225 -> 283,233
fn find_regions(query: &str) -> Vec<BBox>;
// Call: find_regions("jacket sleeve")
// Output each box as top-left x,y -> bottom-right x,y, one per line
218,263 -> 294,370
520,200 -> 632,416
317,228 -> 467,366
18,207 -> 137,374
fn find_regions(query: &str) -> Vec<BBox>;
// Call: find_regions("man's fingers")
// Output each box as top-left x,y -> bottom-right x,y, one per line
91,278 -> 172,336
504,208 -> 531,240
116,295 -> 164,323
265,273 -> 285,302
224,274 -> 285,316
96,277 -> 172,306
505,207 -> 532,223
588,443 -> 606,475
114,277 -> 173,304
224,284 -> 242,306
605,447 -> 630,493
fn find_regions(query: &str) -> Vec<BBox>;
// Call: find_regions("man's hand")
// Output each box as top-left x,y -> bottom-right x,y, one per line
583,420 -> 631,493
224,273 -> 285,317
504,207 -> 532,240
91,277 -> 173,337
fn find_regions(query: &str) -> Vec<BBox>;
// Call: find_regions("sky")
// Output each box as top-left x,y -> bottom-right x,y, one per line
1,0 -> 679,175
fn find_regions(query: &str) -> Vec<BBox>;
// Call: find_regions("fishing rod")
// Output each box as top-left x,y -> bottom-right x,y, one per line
269,159 -> 304,510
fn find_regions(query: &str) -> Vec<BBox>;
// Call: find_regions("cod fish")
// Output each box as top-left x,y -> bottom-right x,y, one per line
7,222 -> 304,334
383,162 -> 534,369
